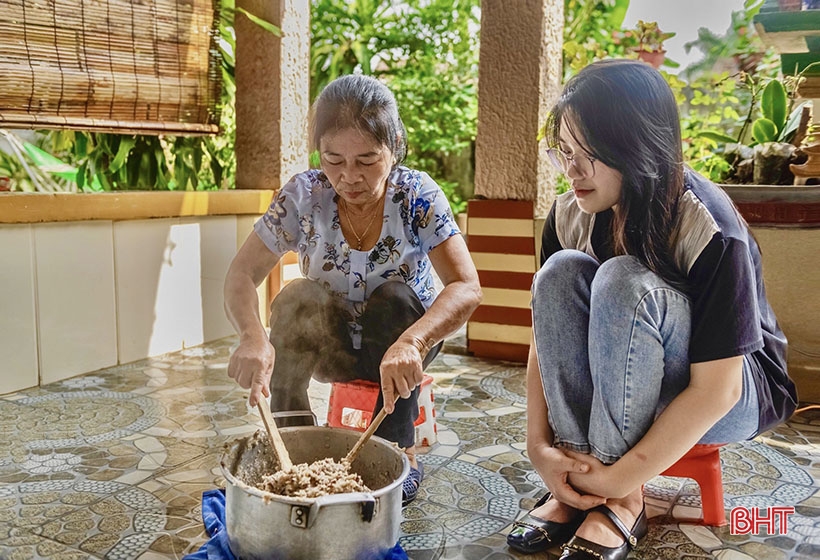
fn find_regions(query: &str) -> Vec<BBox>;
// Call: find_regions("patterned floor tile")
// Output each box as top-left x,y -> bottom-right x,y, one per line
1,335 -> 818,559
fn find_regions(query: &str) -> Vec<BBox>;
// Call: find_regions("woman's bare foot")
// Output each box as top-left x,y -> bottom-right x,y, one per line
404,445 -> 418,470
573,488 -> 644,547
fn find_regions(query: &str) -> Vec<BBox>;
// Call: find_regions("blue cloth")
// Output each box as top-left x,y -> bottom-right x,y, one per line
183,489 -> 235,560
184,489 -> 409,560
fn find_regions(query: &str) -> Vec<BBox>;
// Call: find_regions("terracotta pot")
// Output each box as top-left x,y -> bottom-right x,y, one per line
777,0 -> 802,11
637,50 -> 666,69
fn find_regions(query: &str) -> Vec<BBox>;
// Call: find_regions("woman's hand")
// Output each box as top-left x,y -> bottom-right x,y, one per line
228,333 -> 275,407
379,338 -> 425,413
529,442 -> 607,510
564,450 -> 631,500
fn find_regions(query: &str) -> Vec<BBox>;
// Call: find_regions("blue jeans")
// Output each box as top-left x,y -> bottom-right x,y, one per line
532,250 -> 759,464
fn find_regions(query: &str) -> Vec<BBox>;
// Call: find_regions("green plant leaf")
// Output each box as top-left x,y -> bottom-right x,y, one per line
97,170 -> 111,192
109,137 -> 135,173
75,133 -> 88,159
760,79 -> 787,134
21,143 -> 78,180
606,0 -> 630,29
697,130 -> 738,144
662,57 -> 680,69
236,7 -> 281,36
76,162 -> 86,190
137,152 -> 153,190
752,118 -> 777,144
154,150 -> 169,189
779,100 -> 808,144
126,150 -> 141,187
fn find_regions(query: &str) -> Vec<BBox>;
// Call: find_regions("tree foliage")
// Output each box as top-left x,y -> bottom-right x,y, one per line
1,0 -> 796,195
310,0 -> 480,213
1,0 -> 243,193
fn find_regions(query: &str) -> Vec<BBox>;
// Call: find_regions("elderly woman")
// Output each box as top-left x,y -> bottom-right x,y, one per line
224,74 -> 482,505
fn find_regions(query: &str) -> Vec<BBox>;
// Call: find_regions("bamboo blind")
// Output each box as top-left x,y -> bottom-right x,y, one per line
0,0 -> 221,135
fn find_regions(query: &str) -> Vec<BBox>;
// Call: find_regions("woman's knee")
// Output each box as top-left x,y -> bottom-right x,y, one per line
364,281 -> 425,327
271,278 -> 326,311
369,280 -> 417,303
533,249 -> 598,298
591,256 -> 667,302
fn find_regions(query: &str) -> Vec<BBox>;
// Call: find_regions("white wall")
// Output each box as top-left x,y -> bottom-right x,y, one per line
0,215 -> 258,394
0,225 -> 39,394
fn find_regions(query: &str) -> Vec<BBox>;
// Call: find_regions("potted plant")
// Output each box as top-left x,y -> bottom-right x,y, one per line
615,20 -> 676,69
697,65 -> 817,186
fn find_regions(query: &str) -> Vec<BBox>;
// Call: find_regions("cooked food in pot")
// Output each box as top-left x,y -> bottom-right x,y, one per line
229,430 -> 371,498
259,457 -> 370,498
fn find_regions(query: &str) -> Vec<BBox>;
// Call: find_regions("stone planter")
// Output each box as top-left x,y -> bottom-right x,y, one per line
722,185 -> 820,402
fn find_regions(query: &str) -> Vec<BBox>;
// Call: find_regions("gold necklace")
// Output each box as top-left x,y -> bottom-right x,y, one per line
341,194 -> 384,250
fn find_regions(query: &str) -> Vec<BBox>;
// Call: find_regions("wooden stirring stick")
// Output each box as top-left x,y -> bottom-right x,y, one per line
344,395 -> 399,464
257,399 -> 293,471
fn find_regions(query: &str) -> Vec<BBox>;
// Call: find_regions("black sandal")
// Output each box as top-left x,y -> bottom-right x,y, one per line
559,504 -> 648,560
506,493 -> 585,554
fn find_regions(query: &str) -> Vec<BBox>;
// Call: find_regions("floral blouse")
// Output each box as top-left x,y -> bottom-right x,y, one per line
254,166 -> 460,348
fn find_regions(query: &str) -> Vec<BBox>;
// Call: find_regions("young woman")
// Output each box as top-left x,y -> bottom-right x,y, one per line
507,59 -> 797,559
224,74 -> 481,505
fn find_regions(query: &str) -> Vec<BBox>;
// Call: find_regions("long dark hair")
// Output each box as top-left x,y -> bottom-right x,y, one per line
545,59 -> 686,286
310,74 -> 407,168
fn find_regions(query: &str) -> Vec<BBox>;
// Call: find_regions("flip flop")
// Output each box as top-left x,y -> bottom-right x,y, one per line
401,462 -> 424,506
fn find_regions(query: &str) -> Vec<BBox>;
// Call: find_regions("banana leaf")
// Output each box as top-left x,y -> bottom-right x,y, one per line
22,143 -> 103,191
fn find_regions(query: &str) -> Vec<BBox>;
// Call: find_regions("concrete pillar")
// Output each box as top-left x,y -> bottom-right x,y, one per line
473,0 -> 563,215
235,0 -> 310,190
467,0 -> 563,362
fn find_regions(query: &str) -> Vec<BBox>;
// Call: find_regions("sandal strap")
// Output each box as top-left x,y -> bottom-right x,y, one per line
511,518 -> 552,543
508,492 -> 553,542
562,537 -> 607,560
590,505 -> 641,549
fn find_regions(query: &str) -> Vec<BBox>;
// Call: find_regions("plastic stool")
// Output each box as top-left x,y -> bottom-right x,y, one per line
414,375 -> 437,446
660,443 -> 727,526
327,374 -> 437,446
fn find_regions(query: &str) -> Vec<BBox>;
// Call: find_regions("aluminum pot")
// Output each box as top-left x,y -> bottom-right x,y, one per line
220,426 -> 409,560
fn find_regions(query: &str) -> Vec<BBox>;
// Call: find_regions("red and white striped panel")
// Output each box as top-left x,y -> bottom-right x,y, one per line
466,199 -> 536,363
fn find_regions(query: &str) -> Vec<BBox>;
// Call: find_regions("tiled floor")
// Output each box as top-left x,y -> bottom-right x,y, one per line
1,334 -> 818,560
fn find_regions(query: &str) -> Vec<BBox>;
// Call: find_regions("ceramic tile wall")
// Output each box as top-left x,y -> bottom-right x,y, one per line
0,224 -> 38,393
235,214 -> 269,328
188,216 -> 236,342
114,219 -> 203,363
1,215 -> 260,392
34,221 -> 118,384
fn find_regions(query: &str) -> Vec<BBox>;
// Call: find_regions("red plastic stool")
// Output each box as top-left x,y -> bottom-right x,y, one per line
327,374 -> 437,446
660,443 -> 727,526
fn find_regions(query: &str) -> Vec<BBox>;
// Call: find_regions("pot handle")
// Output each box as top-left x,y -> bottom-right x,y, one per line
291,493 -> 378,528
